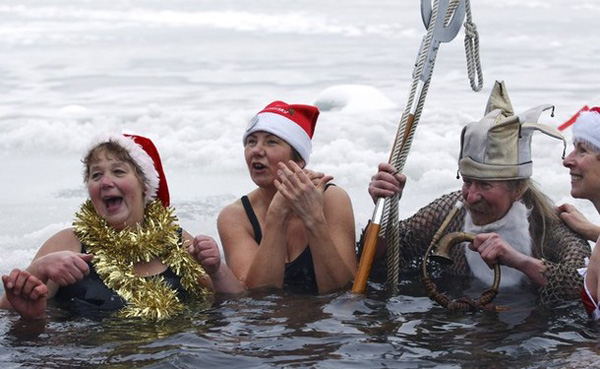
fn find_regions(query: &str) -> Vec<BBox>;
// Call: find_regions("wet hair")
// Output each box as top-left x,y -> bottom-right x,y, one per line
82,141 -> 146,185
290,147 -> 304,166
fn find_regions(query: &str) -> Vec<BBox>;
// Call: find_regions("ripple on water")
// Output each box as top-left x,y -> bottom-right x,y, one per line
0,279 -> 599,368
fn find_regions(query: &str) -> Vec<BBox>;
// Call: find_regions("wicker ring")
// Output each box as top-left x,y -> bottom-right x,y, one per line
422,231 -> 501,311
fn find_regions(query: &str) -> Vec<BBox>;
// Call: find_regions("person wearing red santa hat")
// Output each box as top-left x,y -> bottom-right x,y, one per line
1,133 -> 244,321
218,101 -> 357,294
557,107 -> 600,320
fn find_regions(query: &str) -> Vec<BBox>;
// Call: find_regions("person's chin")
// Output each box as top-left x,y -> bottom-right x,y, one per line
569,187 -> 583,199
105,211 -> 131,230
252,175 -> 274,188
469,211 -> 489,226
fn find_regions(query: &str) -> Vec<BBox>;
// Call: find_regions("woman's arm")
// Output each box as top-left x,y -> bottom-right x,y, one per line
25,229 -> 88,295
218,195 -> 291,290
308,185 -> 357,293
275,161 -> 356,293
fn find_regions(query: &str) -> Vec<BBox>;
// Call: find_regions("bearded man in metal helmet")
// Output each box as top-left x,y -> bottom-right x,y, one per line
363,81 -> 590,306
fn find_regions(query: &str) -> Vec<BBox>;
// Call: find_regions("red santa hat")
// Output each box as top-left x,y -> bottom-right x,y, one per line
86,132 -> 170,207
242,101 -> 319,164
572,107 -> 600,152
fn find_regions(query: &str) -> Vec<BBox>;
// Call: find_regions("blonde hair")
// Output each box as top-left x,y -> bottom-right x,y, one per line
512,179 -> 558,254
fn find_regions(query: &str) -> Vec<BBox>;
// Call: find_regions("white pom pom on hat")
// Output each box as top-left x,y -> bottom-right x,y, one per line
572,107 -> 600,151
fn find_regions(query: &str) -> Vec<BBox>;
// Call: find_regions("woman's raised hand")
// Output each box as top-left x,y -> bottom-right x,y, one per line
188,235 -> 221,276
274,160 -> 333,222
303,168 -> 325,186
188,234 -> 246,294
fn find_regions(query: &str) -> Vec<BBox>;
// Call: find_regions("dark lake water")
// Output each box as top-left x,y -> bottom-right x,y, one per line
1,278 -> 599,368
0,1 -> 599,367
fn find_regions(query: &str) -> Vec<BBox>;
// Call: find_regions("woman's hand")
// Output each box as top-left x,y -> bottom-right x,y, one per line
2,269 -> 48,320
368,162 -> 406,203
30,251 -> 93,286
303,168 -> 325,186
188,235 -> 221,276
188,234 -> 246,294
274,160 -> 333,224
557,203 -> 600,241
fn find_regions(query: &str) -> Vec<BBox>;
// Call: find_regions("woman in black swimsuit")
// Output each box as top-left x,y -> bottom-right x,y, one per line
1,133 -> 243,320
218,101 -> 356,294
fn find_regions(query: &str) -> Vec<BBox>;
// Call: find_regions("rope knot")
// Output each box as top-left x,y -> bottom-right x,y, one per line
463,22 -> 478,38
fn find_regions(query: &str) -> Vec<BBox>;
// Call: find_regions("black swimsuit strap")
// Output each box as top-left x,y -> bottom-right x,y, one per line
241,185 -> 335,245
241,195 -> 263,244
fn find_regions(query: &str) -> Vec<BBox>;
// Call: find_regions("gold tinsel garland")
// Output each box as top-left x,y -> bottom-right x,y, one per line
73,200 -> 211,320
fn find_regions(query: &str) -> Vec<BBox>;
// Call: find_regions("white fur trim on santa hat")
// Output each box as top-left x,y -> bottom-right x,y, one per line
573,110 -> 600,153
243,112 -> 312,164
85,132 -> 159,205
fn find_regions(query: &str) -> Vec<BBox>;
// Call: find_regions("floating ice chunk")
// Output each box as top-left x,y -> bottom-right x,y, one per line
314,84 -> 396,113
57,105 -> 93,119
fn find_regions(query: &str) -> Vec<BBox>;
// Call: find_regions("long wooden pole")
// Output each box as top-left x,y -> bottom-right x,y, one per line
352,0 -> 466,294
352,113 -> 416,294
352,0 -> 468,294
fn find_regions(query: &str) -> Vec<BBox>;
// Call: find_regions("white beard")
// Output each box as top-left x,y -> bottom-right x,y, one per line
463,201 -> 532,289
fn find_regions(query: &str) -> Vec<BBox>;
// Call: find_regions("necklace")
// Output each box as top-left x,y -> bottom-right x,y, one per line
73,200 -> 211,320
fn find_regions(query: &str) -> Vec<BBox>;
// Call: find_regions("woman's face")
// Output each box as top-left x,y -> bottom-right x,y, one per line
86,148 -> 146,231
461,178 -> 518,226
244,131 -> 300,187
563,141 -> 600,203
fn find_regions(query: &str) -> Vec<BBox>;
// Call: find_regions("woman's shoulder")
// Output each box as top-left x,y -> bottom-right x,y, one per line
218,198 -> 246,224
322,184 -> 353,216
323,183 -> 351,201
49,228 -> 80,244
36,228 -> 82,256
219,189 -> 264,217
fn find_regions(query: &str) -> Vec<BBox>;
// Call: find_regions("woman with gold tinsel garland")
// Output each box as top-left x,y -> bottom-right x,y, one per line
0,133 -> 244,320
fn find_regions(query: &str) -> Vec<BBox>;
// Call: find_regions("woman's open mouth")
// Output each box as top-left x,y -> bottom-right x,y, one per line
103,196 -> 123,212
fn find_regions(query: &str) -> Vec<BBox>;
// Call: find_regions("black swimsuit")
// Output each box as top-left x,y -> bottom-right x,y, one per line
55,245 -> 186,314
241,196 -> 319,294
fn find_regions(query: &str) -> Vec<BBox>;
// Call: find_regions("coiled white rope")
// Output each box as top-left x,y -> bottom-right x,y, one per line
383,0 -> 482,289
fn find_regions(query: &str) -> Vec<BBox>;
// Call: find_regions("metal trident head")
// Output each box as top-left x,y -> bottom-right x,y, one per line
421,0 -> 465,42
